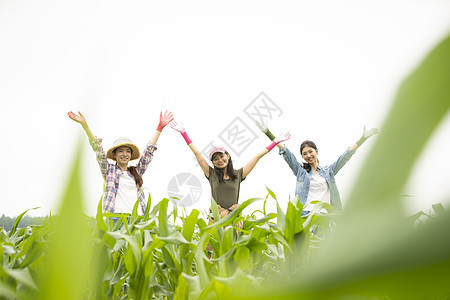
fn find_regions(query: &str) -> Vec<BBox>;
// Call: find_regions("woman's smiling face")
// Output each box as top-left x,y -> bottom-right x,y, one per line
114,146 -> 132,165
212,152 -> 230,169
301,146 -> 318,165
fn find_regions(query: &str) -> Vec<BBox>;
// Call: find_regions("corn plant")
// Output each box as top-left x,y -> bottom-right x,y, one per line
1,34 -> 450,300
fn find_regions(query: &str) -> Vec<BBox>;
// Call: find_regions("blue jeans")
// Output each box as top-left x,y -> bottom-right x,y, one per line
111,215 -> 131,229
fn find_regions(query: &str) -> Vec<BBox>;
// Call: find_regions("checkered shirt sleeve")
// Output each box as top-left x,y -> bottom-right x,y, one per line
89,137 -> 108,179
136,142 -> 157,175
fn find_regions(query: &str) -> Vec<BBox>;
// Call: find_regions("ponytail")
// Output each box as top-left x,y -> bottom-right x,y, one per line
302,162 -> 312,173
128,166 -> 143,188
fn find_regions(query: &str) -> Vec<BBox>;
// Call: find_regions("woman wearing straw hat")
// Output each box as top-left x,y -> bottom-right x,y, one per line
256,122 -> 378,216
68,110 -> 173,217
170,120 -> 290,218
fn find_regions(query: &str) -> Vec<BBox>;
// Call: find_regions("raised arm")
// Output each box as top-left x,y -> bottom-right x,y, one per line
256,121 -> 301,175
170,120 -> 210,177
68,111 -> 108,177
68,111 -> 96,141
135,111 -> 174,175
349,126 -> 379,151
243,131 -> 291,178
149,110 -> 174,145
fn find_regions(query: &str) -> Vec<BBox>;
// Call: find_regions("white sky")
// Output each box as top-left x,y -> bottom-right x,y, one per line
1,0 -> 449,218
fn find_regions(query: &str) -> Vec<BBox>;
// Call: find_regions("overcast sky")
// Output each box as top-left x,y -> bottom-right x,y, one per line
1,0 -> 449,218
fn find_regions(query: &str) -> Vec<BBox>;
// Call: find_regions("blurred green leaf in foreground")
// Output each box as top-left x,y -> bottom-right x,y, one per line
236,34 -> 450,300
36,138 -> 92,300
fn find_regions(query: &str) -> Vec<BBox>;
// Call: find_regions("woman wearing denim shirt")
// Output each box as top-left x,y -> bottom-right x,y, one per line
68,110 -> 173,219
257,123 -> 378,215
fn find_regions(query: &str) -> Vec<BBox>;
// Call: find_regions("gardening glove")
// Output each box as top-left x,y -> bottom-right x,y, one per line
356,126 -> 379,146
170,120 -> 193,145
266,132 -> 291,151
68,111 -> 87,127
157,110 -> 174,131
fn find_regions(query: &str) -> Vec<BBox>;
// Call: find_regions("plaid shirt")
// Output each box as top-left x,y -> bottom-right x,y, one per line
89,137 -> 157,214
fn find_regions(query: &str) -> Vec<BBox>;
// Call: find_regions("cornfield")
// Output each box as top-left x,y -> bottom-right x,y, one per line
1,34 -> 450,300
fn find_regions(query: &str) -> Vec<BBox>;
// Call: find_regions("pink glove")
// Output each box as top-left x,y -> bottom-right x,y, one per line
157,110 -> 174,132
170,120 -> 192,145
266,132 -> 291,151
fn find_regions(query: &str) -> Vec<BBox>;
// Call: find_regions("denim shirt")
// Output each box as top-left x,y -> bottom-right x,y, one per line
279,146 -> 355,211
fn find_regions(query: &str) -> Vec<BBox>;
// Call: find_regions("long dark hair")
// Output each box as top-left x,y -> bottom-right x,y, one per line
300,140 -> 318,173
128,166 -> 143,188
113,148 -> 143,188
213,152 -> 237,183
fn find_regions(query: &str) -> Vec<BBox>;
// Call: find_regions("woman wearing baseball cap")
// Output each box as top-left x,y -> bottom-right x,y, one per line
68,110 -> 173,219
170,120 -> 290,217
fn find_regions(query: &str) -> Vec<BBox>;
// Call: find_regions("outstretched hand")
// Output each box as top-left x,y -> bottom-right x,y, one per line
356,126 -> 379,147
362,126 -> 379,140
68,111 -> 87,126
170,120 -> 186,133
275,131 -> 291,143
157,110 -> 174,131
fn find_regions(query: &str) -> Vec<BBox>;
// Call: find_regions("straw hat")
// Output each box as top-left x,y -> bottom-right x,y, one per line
106,137 -> 141,161
209,146 -> 228,161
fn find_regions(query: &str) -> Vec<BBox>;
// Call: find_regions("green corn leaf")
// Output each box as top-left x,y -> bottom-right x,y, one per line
206,198 -> 263,229
194,228 -> 213,289
245,238 -> 268,252
142,192 -> 152,221
142,241 -> 157,277
8,207 -> 39,238
276,200 -> 286,231
234,246 -> 250,270
162,247 -> 178,271
197,217 -> 207,231
284,201 -> 297,245
247,213 -> 277,224
219,227 -> 234,256
265,186 -> 277,200
158,198 -> 170,237
4,268 -> 38,291
1,245 -> 15,257
174,272 -> 190,300
181,273 -> 201,294
18,240 -> 45,269
210,197 -> 220,224
95,197 -> 107,233
432,203 -> 445,215
37,136 -> 91,300
171,201 -> 178,224
182,209 -> 200,242
235,33 -> 450,300
124,242 -> 137,275
131,198 -> 139,221
300,34 -> 450,293
158,231 -> 190,245
0,281 -> 19,300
